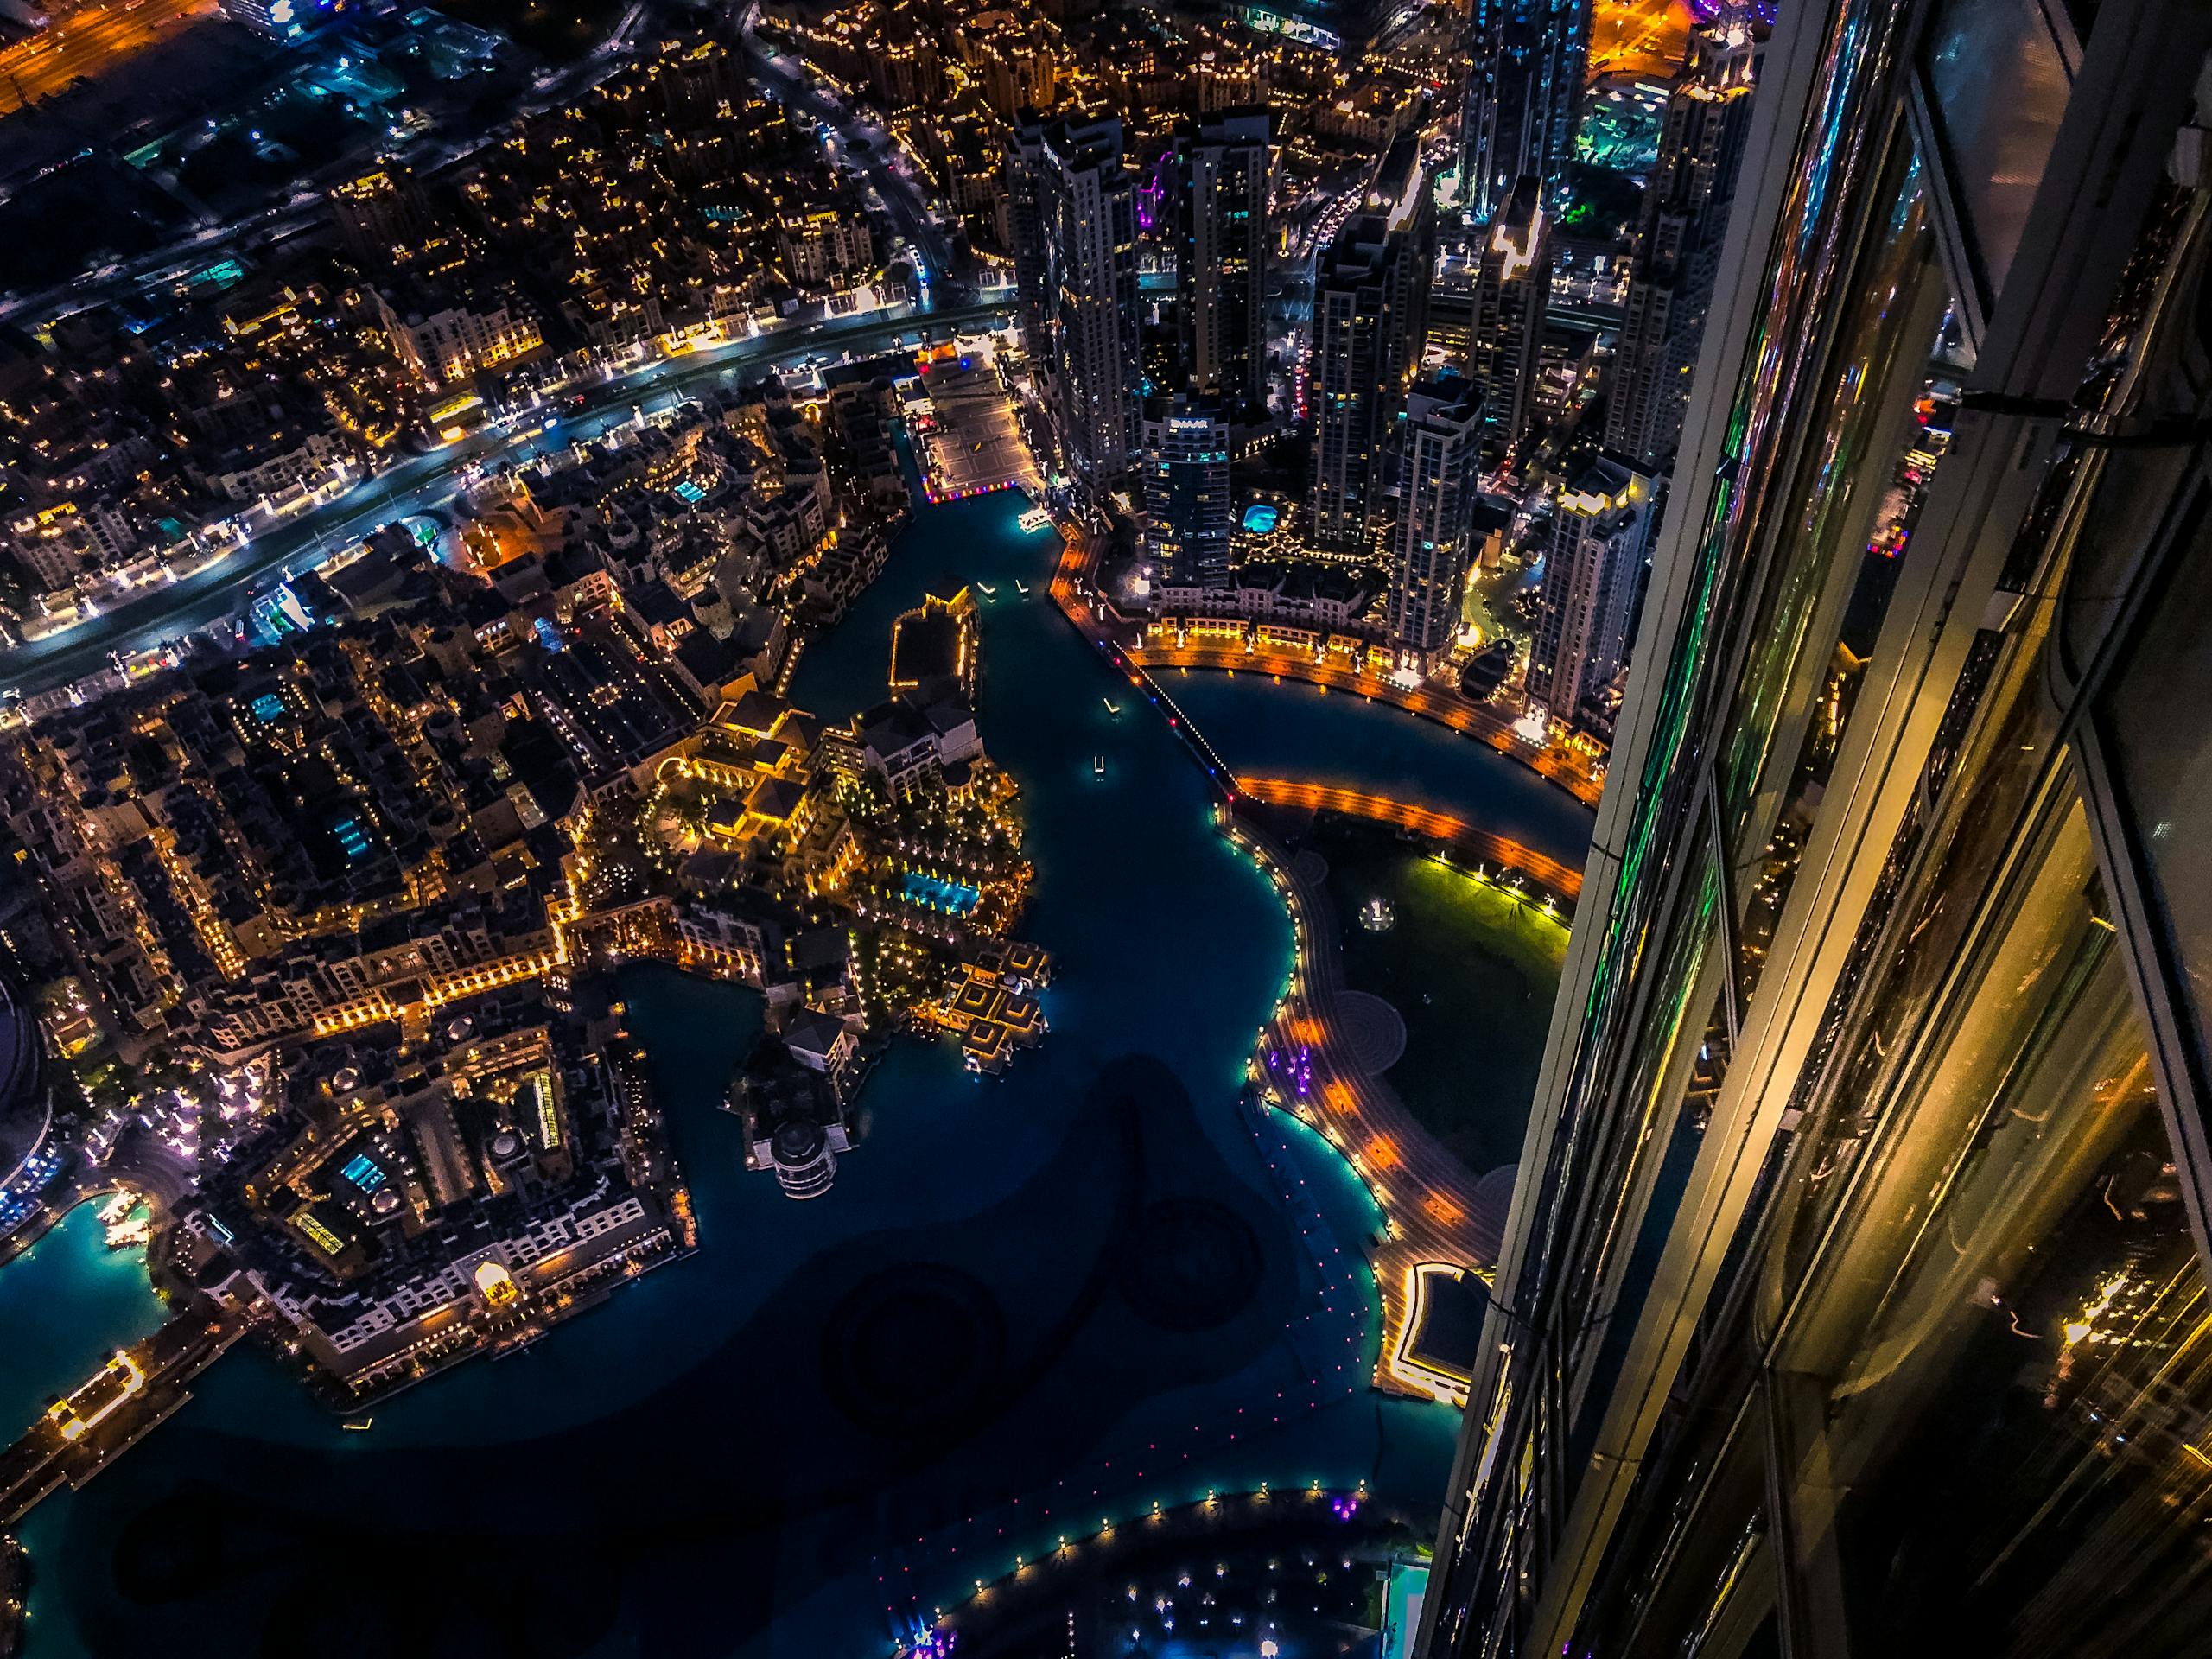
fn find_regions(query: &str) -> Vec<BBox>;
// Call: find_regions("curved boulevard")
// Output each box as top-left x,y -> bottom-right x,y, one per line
1,456 -> 1594,1656
0,297 -> 1013,699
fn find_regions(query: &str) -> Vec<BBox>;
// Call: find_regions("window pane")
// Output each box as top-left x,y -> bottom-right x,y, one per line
1922,0 -> 2071,298
1766,613 -> 2060,1299
1773,789 -> 2209,1655
1719,151 -> 1961,991
1560,849 -> 1723,1389
2101,493 -> 2212,1119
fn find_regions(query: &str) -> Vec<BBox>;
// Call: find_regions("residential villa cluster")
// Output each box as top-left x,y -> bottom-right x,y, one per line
178,995 -> 690,1401
0,35 -> 911,639
0,340 -> 1052,1406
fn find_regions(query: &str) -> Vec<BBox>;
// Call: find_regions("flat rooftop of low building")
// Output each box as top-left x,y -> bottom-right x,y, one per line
889,609 -> 963,690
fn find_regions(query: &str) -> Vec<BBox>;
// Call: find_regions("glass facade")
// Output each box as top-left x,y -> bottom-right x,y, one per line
1416,0 -> 2212,1655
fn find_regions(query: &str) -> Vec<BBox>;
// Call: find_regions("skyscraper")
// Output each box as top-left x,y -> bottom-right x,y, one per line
1522,452 -> 1653,730
1468,175 -> 1551,457
1004,113 -> 1050,364
1603,18 -> 1758,466
1141,393 -> 1232,592
1308,149 -> 1432,555
1458,0 -> 1588,220
1385,378 -> 1484,666
1175,108 -> 1272,421
1417,1 -> 2212,1656
1006,111 -> 1140,509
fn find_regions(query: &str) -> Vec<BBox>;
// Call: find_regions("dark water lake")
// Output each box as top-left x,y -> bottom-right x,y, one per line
8,487 -> 1564,1657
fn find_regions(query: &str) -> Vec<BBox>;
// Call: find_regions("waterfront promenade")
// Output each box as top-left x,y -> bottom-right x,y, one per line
1129,642 -> 1605,807
1227,811 -> 1541,1402
1235,779 -> 1585,903
0,1302 -> 247,1525
1046,534 -> 1586,1402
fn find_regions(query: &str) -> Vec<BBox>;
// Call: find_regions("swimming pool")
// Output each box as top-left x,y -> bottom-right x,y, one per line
330,815 -> 372,861
1242,503 -> 1281,535
901,871 -> 981,914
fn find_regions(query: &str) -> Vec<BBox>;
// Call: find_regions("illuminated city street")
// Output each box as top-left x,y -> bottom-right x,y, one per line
0,0 -> 219,115
1587,0 -> 1694,77
1128,641 -> 1605,805
0,298 -> 1011,696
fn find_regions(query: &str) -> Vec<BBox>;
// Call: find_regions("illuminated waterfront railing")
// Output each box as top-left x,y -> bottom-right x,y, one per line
1232,779 -> 1582,906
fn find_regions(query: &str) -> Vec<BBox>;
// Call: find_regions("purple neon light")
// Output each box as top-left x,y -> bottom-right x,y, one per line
1136,153 -> 1173,233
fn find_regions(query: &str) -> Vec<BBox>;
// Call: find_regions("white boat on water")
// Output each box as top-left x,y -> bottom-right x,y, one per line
1094,754 -> 1106,779
1016,505 -> 1052,533
1103,698 -> 1121,717
1014,580 -> 1031,596
976,582 -> 998,598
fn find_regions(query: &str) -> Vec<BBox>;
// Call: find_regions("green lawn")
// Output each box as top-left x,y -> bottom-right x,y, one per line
1317,818 -> 1568,1178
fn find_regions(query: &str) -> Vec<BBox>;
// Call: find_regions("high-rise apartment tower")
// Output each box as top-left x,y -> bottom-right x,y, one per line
1386,378 -> 1486,665
1459,0 -> 1588,220
1469,175 -> 1552,457
1175,108 -> 1272,420
1603,18 -> 1760,467
1005,111 -> 1141,510
1308,145 -> 1433,554
1141,393 -> 1233,592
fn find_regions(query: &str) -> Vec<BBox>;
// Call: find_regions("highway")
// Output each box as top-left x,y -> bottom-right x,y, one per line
1589,0 -> 1695,79
0,0 -> 217,118
0,296 -> 1013,698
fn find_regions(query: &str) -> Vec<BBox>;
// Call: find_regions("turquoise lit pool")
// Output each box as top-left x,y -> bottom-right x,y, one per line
901,870 -> 980,914
1241,503 -> 1280,534
329,814 -> 372,861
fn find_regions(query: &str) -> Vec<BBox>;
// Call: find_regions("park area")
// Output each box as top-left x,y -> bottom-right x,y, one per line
1316,817 -> 1568,1180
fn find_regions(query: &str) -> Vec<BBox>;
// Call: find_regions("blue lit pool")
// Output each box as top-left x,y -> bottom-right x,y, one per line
901,871 -> 980,914
331,815 -> 372,861
1241,503 -> 1280,535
